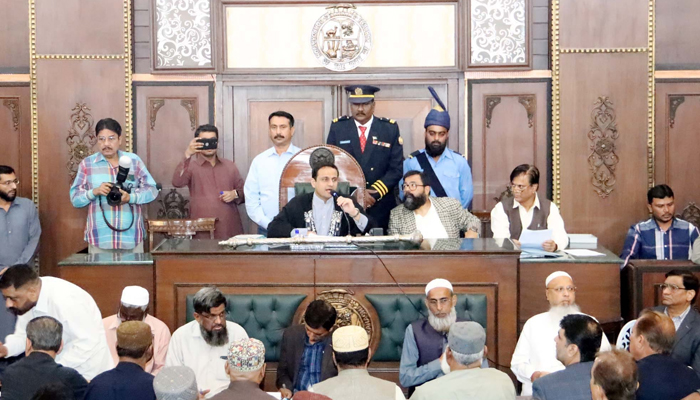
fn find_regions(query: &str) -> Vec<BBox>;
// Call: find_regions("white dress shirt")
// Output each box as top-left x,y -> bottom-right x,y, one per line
414,201 -> 449,239
4,277 -> 113,380
491,194 -> 569,250
664,305 -> 692,331
165,320 -> 248,398
244,144 -> 301,230
354,115 -> 374,140
511,310 -> 611,395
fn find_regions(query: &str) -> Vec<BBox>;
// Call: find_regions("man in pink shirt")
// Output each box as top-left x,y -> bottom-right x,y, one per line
102,286 -> 171,375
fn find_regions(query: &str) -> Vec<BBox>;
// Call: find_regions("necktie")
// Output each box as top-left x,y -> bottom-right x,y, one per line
359,126 -> 367,153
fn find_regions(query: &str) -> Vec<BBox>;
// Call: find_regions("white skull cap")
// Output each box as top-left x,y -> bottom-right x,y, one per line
425,278 -> 453,296
545,271 -> 573,287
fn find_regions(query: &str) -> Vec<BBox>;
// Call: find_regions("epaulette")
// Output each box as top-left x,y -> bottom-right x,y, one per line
332,115 -> 350,123
409,150 -> 421,159
377,117 -> 396,124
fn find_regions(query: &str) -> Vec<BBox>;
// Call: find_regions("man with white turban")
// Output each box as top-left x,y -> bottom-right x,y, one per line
511,271 -> 611,395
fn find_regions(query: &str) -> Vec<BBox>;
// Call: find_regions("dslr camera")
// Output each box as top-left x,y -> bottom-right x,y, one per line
106,182 -> 133,206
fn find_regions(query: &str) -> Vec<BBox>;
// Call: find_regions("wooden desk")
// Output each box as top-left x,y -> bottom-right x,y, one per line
622,259 -> 699,321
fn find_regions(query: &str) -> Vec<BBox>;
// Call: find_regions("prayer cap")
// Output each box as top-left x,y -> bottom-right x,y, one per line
545,271 -> 573,287
345,85 -> 380,104
121,286 -> 149,307
424,86 -> 450,130
448,321 -> 486,355
117,321 -> 152,350
153,366 -> 198,400
332,326 -> 369,353
425,278 -> 453,295
227,338 -> 266,372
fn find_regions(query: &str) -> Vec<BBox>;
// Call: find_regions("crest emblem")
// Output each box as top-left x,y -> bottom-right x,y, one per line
311,4 -> 372,72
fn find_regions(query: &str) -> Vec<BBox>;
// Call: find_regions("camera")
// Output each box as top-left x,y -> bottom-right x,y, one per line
197,137 -> 218,150
106,182 -> 132,206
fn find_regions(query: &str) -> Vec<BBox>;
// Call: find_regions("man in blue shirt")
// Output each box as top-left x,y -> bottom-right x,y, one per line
244,111 -> 301,235
621,184 -> 699,266
401,87 -> 473,209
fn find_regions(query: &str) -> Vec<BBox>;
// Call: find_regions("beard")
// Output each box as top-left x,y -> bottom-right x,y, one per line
548,304 -> 581,325
0,188 -> 16,202
428,307 -> 457,333
200,323 -> 229,346
425,138 -> 447,158
404,192 -> 427,211
8,300 -> 37,316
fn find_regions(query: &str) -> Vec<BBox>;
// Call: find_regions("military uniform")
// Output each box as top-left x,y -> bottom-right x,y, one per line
327,115 -> 403,231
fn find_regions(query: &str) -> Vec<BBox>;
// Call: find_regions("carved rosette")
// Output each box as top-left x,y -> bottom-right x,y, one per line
485,96 -> 501,128
669,96 -> 685,129
66,103 -> 96,182
678,202 -> 700,232
587,97 -> 619,198
518,95 -> 535,128
301,289 -> 373,343
180,99 -> 197,131
157,189 -> 190,219
3,99 -> 20,131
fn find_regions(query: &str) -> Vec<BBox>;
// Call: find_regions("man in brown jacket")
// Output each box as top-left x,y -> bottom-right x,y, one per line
211,338 -> 270,400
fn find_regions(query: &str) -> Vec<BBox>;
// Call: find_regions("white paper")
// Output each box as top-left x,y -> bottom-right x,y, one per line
519,229 -> 553,249
564,249 -> 606,257
266,392 -> 282,400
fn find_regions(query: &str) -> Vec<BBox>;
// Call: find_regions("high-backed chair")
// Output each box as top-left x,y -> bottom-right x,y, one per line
147,218 -> 217,251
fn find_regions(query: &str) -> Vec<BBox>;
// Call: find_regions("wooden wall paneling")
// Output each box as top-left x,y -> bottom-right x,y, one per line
36,59 -> 127,276
0,1 -> 29,72
134,0 -> 152,73
656,0 -> 700,70
0,85 -> 32,199
655,81 -> 700,218
558,0 -> 648,49
469,80 -> 549,212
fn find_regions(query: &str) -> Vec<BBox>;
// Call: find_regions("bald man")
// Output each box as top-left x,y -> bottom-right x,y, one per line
511,271 -> 611,395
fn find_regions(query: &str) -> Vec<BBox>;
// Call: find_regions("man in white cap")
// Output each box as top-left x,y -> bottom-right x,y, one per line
399,278 -> 474,395
154,366 -> 200,400
511,271 -> 611,395
411,321 -> 515,400
311,325 -> 404,400
211,338 -> 269,400
102,286 -> 171,375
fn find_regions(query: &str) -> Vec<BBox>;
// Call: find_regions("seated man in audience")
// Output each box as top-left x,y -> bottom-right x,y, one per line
411,321 -> 515,400
277,300 -> 338,398
211,338 -> 269,400
621,184 -> 699,265
1,316 -> 87,400
511,271 -> 611,395
388,171 -> 480,238
166,287 -> 248,398
103,285 -> 171,375
532,314 -> 603,400
694,237 -> 700,264
652,269 -> 700,375
491,164 -> 568,251
312,325 -> 404,400
85,321 -> 156,400
154,366 -> 201,400
267,163 -> 373,238
630,310 -> 700,400
590,349 -> 638,400
0,264 -> 113,380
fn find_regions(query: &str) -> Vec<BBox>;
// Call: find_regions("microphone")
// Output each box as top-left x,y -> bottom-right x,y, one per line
116,155 -> 132,185
330,189 -> 339,198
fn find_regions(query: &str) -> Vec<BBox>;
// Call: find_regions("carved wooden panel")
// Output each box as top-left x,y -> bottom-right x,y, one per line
155,0 -> 213,70
66,103 -> 96,183
469,80 -> 549,212
468,0 -> 528,67
655,82 -> 700,222
0,86 -> 31,199
0,1 -> 29,71
558,0 -> 647,49
656,0 -> 700,69
587,97 -> 619,198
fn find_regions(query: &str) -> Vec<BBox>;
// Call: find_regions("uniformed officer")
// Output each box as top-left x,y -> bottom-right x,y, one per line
402,87 -> 473,209
327,85 -> 403,232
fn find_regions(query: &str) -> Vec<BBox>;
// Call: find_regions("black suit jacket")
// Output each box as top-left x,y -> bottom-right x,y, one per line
267,192 -> 374,238
653,305 -> 700,376
276,324 -> 337,391
327,116 -> 403,231
1,351 -> 88,400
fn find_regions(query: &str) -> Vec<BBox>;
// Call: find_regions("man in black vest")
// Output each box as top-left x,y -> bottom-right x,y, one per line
399,278 -> 468,395
327,85 -> 403,233
490,164 -> 568,251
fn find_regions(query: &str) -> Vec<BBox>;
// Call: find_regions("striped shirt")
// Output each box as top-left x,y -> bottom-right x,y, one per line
620,218 -> 699,267
295,338 -> 325,393
69,151 -> 158,249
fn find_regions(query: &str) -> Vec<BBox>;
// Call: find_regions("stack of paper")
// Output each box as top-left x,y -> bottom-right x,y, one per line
568,234 -> 598,249
520,229 -> 563,258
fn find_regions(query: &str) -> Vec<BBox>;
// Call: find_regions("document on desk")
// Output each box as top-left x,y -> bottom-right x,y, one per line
519,229 -> 561,258
563,249 -> 606,257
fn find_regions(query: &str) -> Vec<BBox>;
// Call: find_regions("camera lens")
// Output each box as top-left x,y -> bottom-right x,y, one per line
106,186 -> 122,206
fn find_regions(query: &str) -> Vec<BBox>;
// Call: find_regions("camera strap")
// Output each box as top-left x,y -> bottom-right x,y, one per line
99,196 -> 135,232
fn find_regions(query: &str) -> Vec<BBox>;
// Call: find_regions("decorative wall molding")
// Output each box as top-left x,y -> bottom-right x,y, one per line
3,99 -> 20,131
149,99 -> 165,130
587,97 -> 619,199
679,202 -> 700,231
518,95 -> 536,128
669,95 -> 685,128
180,99 -> 197,131
155,0 -> 213,69
66,103 -> 96,183
485,96 -> 502,128
470,0 -> 527,65
157,189 -> 190,219
301,289 -> 373,341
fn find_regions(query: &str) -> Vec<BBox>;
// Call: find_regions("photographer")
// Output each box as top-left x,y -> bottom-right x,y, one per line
70,118 -> 158,253
172,124 -> 245,239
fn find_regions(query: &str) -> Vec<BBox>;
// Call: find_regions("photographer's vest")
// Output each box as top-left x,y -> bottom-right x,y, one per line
502,196 -> 551,239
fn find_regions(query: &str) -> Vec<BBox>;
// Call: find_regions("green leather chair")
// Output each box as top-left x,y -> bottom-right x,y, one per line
294,182 -> 352,196
185,294 -> 307,362
365,294 -> 488,362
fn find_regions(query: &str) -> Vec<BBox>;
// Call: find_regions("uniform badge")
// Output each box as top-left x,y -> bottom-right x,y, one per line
311,4 -> 372,72
398,136 -> 404,145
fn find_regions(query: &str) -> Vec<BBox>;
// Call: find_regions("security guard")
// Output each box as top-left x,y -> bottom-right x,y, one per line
327,85 -> 403,232
402,87 -> 473,209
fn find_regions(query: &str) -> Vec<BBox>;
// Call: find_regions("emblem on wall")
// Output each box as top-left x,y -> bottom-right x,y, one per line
311,4 -> 372,71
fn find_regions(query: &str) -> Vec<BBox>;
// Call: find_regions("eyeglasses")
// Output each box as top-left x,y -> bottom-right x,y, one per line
97,135 -> 119,143
547,286 -> 577,293
660,283 -> 689,292
428,298 -> 452,306
402,182 -> 426,191
0,179 -> 19,186
509,184 -> 530,192
199,310 -> 229,322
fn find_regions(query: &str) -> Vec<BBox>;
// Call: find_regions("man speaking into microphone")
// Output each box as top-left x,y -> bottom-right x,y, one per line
267,162 -> 374,238
70,118 -> 158,253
